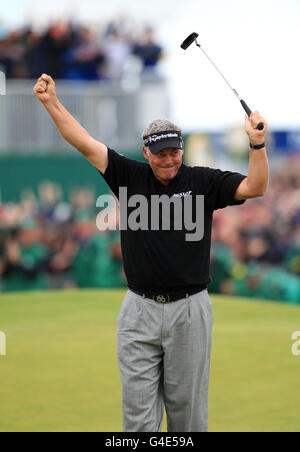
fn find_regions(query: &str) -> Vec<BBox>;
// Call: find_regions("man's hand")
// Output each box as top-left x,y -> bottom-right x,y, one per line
33,74 -> 56,105
245,111 -> 267,146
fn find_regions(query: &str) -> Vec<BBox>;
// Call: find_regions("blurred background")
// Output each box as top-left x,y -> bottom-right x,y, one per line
0,0 -> 299,304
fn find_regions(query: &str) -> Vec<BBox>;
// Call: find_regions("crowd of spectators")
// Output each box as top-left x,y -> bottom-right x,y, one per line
0,158 -> 299,303
210,156 -> 300,303
0,183 -> 124,292
0,19 -> 163,80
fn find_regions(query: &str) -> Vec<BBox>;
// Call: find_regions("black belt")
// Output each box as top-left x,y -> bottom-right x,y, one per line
129,284 -> 207,304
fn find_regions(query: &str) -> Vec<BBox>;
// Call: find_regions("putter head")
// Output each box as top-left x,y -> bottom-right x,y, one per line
180,32 -> 199,50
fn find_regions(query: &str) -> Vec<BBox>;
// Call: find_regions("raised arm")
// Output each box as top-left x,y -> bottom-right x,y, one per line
33,74 -> 108,174
235,111 -> 269,200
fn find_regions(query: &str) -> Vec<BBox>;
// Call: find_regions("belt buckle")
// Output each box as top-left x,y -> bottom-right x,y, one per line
154,294 -> 170,303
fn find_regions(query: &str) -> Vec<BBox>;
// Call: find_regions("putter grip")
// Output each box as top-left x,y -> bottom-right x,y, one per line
240,99 -> 264,131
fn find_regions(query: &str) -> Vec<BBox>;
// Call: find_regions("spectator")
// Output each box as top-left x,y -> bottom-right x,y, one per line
132,27 -> 163,73
71,220 -> 124,288
38,21 -> 73,79
60,27 -> 106,80
24,29 -> 46,79
101,28 -> 132,79
1,219 -> 49,292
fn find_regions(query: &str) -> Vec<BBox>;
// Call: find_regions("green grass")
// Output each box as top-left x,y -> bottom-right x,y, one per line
0,289 -> 299,432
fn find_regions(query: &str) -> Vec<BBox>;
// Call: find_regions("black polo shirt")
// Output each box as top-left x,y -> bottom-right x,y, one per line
99,148 -> 246,295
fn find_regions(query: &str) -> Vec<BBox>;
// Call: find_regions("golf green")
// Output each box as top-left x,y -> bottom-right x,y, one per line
0,289 -> 299,432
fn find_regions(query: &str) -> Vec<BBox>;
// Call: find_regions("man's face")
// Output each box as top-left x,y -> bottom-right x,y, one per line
143,147 -> 183,186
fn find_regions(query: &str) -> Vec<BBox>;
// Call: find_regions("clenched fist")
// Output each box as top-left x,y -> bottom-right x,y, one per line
33,74 -> 56,104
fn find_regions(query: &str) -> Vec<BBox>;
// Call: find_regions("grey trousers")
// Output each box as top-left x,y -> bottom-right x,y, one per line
117,289 -> 213,432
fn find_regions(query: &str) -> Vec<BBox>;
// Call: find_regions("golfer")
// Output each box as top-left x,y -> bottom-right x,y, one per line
33,74 -> 269,432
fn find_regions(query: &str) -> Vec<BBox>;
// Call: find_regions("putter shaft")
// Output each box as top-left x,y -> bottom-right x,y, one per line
195,41 -> 241,101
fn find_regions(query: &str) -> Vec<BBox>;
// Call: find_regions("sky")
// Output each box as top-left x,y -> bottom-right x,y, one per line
1,0 -> 300,131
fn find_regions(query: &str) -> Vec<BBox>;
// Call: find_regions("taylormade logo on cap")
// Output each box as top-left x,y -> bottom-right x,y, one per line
143,130 -> 182,148
151,132 -> 179,142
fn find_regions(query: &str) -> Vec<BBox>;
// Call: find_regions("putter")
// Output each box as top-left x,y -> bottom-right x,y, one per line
181,32 -> 264,130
